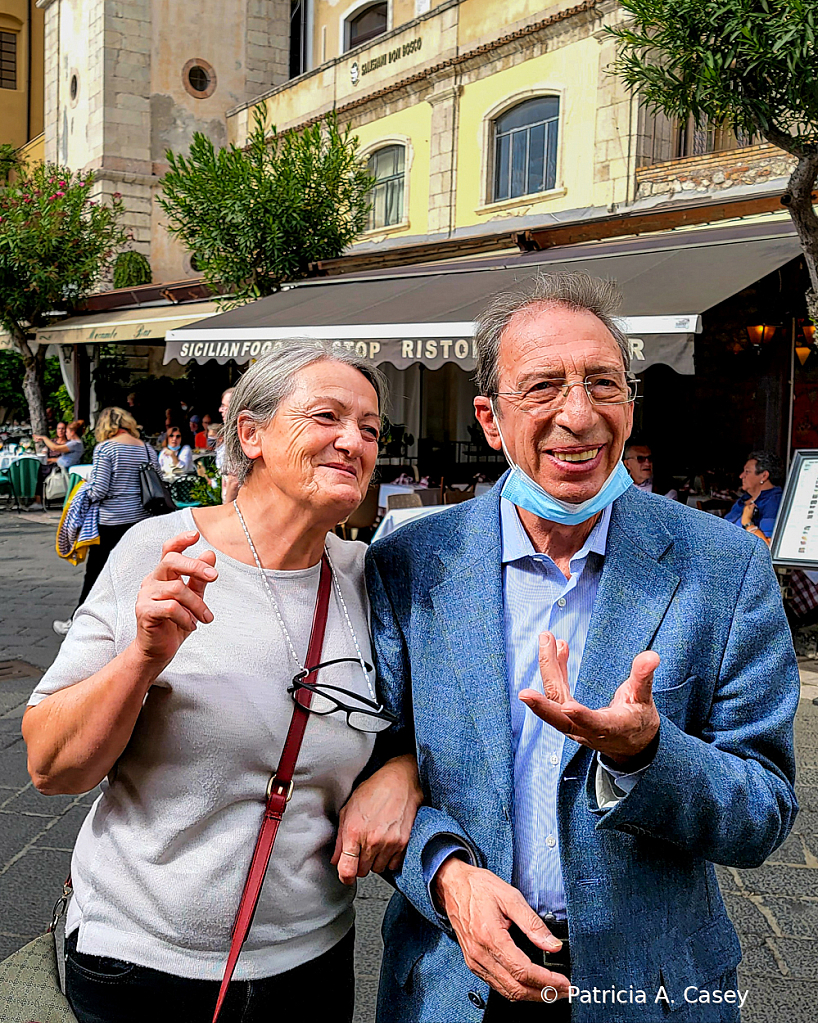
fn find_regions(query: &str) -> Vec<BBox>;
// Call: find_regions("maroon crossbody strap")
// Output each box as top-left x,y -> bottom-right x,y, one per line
212,554 -> 333,1023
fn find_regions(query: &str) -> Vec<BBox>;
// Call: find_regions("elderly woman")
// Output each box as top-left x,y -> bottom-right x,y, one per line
22,342 -> 422,1023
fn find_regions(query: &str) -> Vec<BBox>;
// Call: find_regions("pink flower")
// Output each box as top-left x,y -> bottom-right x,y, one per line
112,191 -> 121,198
88,200 -> 97,205
58,180 -> 67,188
54,191 -> 65,197
78,181 -> 86,187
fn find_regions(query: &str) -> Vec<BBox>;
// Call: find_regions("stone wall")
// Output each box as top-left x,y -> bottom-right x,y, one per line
634,143 -> 796,200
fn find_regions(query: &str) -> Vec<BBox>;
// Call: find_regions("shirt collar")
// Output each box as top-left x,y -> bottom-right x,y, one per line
500,498 -> 612,566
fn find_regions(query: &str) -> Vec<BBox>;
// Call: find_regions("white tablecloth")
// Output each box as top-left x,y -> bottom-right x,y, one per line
68,463 -> 93,482
0,452 -> 47,470
372,504 -> 451,542
377,483 -> 417,511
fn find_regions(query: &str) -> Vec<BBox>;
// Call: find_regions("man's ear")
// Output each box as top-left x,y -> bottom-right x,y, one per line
473,396 -> 503,452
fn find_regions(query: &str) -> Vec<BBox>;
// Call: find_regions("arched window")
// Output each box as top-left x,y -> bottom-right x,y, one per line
367,145 -> 405,229
347,2 -> 387,50
493,96 -> 559,202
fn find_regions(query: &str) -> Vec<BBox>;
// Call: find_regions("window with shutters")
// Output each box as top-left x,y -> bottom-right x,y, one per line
1,32 -> 16,90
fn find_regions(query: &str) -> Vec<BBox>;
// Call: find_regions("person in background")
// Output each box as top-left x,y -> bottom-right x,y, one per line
55,421 -> 68,446
52,407 -> 160,636
28,421 -> 87,511
622,438 -> 678,500
158,427 -> 194,478
217,387 -> 239,504
189,414 -> 202,444
194,414 -> 212,449
725,450 -> 785,545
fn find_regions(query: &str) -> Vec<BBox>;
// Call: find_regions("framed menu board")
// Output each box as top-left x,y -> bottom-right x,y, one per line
771,450 -> 818,567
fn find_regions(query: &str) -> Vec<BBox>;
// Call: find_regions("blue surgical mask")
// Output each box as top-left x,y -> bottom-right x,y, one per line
491,401 -> 632,525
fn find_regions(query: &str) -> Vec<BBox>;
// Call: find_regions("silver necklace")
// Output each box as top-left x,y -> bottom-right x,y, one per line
233,500 -> 376,701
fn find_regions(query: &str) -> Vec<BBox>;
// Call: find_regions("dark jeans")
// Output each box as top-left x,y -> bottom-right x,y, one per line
65,928 -> 355,1023
75,522 -> 135,608
484,923 -> 572,1022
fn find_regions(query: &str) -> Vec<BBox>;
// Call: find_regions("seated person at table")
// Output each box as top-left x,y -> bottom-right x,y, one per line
194,415 -> 213,449
27,421 -> 87,511
725,449 -> 784,544
158,426 -> 193,477
34,420 -> 86,469
622,437 -> 678,500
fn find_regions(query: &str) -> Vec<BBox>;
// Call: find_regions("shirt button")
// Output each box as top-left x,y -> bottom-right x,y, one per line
550,753 -> 559,765
468,991 -> 486,1009
557,597 -> 566,607
546,834 -> 557,848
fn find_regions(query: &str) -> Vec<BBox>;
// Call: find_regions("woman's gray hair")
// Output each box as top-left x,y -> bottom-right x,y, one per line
224,340 -> 388,485
474,272 -> 631,397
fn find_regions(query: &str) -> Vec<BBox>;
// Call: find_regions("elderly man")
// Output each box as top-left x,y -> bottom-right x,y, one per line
365,273 -> 798,1023
623,438 -> 678,500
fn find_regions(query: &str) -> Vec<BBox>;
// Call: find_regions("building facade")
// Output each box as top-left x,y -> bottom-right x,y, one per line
38,0 -> 292,282
0,0 -> 44,153
227,0 -> 796,255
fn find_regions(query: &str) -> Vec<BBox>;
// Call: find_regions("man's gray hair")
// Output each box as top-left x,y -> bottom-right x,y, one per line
474,272 -> 631,397
224,340 -> 388,485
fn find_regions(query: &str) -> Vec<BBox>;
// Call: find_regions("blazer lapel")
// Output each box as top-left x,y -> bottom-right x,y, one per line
431,490 -> 514,811
562,489 -> 680,773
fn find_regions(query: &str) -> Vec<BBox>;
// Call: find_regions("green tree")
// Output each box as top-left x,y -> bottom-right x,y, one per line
609,0 -> 818,317
0,144 -> 20,186
113,250 -> 152,289
158,105 -> 374,308
0,164 -> 127,434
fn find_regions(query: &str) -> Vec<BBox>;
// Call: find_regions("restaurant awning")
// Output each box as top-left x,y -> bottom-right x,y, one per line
164,222 -> 803,376
34,300 -> 219,347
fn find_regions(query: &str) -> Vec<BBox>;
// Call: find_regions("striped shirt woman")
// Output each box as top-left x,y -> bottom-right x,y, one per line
53,407 -> 160,636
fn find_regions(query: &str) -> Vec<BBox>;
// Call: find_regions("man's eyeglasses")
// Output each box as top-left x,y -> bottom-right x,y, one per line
287,658 -> 397,733
626,454 -> 652,464
493,373 -> 638,414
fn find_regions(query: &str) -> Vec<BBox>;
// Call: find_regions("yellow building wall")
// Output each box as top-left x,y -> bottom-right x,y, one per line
353,101 -> 432,240
17,130 -> 43,167
455,35 -> 602,229
0,0 -> 44,150
311,0 -> 419,67
458,0 -> 564,49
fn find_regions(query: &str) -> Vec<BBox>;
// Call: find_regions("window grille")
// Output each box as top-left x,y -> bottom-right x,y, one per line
493,97 -> 559,202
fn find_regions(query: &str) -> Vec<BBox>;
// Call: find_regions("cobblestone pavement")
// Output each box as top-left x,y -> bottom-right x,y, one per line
0,509 -> 816,1021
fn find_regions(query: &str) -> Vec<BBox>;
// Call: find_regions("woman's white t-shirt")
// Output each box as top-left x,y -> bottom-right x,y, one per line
29,509 -> 375,980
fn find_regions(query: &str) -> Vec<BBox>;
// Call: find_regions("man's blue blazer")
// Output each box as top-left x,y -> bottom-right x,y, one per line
365,482 -> 799,1023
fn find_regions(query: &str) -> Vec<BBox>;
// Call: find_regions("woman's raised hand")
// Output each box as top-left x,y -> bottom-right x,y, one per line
134,531 -> 218,667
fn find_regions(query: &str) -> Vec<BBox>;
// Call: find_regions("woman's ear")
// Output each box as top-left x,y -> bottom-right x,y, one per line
236,413 -> 264,462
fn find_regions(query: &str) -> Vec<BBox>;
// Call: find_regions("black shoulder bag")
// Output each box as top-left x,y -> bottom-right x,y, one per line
139,443 -> 175,515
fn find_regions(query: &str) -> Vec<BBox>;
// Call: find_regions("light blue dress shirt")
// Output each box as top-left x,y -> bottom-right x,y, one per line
422,498 -> 649,921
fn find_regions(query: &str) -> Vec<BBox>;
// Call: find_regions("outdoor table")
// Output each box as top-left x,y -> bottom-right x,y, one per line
371,503 -> 450,542
377,483 -> 416,511
475,483 -> 492,497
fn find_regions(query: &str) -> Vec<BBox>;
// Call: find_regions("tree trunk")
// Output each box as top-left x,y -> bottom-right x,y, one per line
11,327 -> 49,436
780,151 -> 818,323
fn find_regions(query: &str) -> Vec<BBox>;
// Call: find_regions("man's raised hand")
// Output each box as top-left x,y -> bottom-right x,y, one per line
520,632 -> 660,765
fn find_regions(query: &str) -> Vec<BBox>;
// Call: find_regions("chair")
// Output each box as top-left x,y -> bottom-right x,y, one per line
8,456 -> 40,512
443,484 -> 475,505
169,475 -> 202,508
43,466 -> 70,510
416,489 -> 441,506
387,492 -> 422,511
338,486 -> 380,541
696,498 -> 733,518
